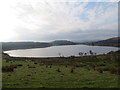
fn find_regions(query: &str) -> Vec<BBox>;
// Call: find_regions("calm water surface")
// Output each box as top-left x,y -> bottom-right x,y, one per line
4,45 -> 119,57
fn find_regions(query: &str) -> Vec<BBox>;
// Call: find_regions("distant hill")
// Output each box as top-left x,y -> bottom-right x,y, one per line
96,37 -> 120,43
81,37 -> 120,47
50,40 -> 76,46
2,40 -> 77,51
2,42 -> 52,51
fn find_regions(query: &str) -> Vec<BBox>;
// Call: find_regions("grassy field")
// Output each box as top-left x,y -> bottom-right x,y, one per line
2,51 -> 120,88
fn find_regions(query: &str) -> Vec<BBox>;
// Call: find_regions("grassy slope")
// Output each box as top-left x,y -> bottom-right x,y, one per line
2,53 -> 120,88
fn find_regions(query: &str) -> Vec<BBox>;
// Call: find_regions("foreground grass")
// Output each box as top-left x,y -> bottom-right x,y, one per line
2,53 -> 120,88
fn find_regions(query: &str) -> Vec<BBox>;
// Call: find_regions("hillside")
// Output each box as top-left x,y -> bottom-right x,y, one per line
96,37 -> 120,43
2,42 -> 52,51
50,40 -> 76,46
2,40 -> 76,51
82,37 -> 120,47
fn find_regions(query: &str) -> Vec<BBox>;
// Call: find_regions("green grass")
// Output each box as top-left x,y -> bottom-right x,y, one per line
2,53 -> 120,88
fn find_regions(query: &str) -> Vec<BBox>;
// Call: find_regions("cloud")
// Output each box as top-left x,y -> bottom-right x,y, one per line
0,0 -> 118,41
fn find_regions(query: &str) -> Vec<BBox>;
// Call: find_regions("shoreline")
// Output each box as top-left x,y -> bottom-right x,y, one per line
2,50 -> 120,61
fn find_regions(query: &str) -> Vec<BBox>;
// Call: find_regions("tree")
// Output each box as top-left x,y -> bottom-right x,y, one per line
79,52 -> 83,56
89,50 -> 93,55
84,53 -> 87,56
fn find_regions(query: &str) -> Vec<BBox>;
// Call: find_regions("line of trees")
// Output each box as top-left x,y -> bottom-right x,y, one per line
58,50 -> 97,57
79,50 -> 96,56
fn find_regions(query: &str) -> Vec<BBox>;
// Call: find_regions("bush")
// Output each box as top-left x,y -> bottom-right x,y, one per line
95,67 -> 110,71
2,65 -> 18,72
56,68 -> 61,72
70,68 -> 74,73
110,68 -> 120,75
49,65 -> 52,68
34,62 -> 37,64
75,64 -> 86,67
70,55 -> 75,58
70,67 -> 75,73
95,67 -> 120,75
28,66 -> 36,68
17,64 -> 23,66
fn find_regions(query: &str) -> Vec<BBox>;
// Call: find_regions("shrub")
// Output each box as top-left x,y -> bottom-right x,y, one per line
49,65 -> 52,68
34,62 -> 37,64
28,66 -> 36,68
95,67 -> 109,71
27,74 -> 31,76
56,68 -> 61,72
70,68 -> 74,73
98,70 -> 103,73
95,67 -> 120,75
70,67 -> 75,73
8,74 -> 11,77
17,64 -> 23,66
110,68 -> 120,75
2,65 -> 18,72
46,65 -> 48,68
70,55 -> 75,58
76,64 -> 86,67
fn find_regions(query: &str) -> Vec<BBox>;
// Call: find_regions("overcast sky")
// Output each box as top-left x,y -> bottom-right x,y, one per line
0,0 -> 119,42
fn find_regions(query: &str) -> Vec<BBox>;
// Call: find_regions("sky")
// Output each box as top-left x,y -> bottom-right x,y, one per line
0,0 -> 119,42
